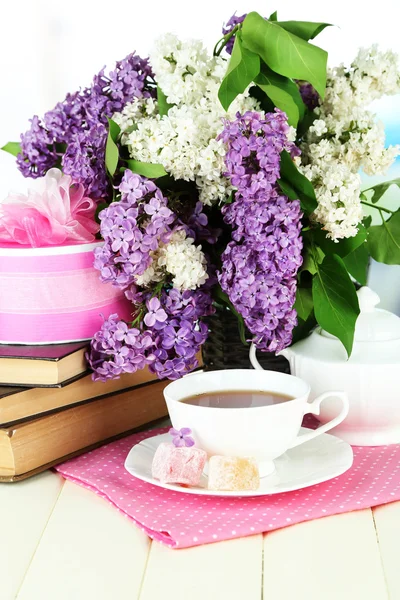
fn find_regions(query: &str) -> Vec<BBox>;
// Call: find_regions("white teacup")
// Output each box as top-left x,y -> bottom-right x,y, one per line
164,369 -> 349,477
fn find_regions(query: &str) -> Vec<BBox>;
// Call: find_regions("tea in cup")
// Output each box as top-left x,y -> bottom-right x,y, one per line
164,369 -> 348,477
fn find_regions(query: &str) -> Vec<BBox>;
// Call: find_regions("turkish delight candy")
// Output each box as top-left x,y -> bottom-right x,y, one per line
208,456 -> 260,491
152,443 -> 207,486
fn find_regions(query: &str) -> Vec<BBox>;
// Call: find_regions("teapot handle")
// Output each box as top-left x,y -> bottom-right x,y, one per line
249,343 -> 264,370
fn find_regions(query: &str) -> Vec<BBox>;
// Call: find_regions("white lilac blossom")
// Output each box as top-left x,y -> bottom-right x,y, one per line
158,230 -> 208,290
135,230 -> 208,290
301,46 -> 400,240
113,36 -> 260,205
94,171 -> 208,291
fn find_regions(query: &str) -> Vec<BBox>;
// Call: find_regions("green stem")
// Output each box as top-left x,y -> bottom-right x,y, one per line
361,200 -> 394,215
213,26 -> 240,56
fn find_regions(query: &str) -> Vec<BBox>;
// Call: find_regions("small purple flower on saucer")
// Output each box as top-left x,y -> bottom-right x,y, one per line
169,427 -> 195,448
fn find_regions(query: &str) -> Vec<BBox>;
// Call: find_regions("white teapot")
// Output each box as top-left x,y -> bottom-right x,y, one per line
251,287 -> 400,446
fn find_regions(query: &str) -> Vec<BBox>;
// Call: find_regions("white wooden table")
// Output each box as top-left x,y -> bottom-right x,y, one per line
2,470 -> 400,600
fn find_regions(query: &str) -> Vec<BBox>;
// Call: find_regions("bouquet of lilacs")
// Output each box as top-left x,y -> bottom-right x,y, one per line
3,10 -> 400,381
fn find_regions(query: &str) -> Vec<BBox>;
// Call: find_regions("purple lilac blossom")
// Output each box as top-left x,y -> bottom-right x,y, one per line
217,110 -> 303,353
88,171 -> 215,382
87,286 -> 214,382
61,124 -> 108,199
298,82 -> 320,111
169,427 -> 195,447
222,13 -> 247,54
17,53 -> 154,197
185,201 -> 221,244
93,171 -> 175,288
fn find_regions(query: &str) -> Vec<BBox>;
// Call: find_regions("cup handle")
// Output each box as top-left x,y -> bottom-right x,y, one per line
288,391 -> 349,449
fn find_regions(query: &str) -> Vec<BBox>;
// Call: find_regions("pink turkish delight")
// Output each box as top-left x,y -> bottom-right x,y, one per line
152,443 -> 207,486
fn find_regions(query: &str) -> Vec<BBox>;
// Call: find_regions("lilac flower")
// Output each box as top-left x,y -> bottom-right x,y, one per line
119,171 -> 157,202
17,52 -> 154,195
298,82 -> 320,111
185,201 -> 221,244
61,124 -> 108,198
113,321 -> 140,345
169,427 -> 195,448
87,313 -> 156,382
87,285 -> 213,382
16,116 -> 59,178
217,110 -> 303,354
222,13 -> 247,54
94,172 -> 174,288
144,297 -> 168,327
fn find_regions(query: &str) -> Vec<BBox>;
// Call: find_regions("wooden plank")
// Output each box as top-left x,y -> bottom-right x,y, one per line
0,471 -> 64,600
17,480 -> 151,600
373,501 -> 400,599
140,534 -> 263,600
263,510 -> 388,600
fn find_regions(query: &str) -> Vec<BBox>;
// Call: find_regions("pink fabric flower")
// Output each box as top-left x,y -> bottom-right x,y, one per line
0,168 -> 99,247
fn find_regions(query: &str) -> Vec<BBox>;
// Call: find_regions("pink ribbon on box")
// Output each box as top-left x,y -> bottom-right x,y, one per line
0,168 -> 99,247
0,243 -> 133,344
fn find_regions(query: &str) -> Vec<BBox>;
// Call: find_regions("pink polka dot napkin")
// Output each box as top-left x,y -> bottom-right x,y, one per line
55,427 -> 400,549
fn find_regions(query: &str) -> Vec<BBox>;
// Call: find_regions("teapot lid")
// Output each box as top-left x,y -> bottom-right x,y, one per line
320,286 -> 400,343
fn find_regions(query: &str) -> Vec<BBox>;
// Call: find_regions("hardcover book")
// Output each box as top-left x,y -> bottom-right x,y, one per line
0,378 -> 168,480
0,342 -> 89,386
0,367 -> 159,426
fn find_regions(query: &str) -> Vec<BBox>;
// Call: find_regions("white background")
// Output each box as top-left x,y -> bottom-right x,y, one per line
0,0 -> 399,310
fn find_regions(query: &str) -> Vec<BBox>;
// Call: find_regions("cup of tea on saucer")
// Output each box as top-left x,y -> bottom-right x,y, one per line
164,369 -> 349,477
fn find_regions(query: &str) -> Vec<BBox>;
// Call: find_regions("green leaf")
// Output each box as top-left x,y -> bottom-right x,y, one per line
362,178 -> 400,204
311,224 -> 368,258
249,85 -> 276,113
108,118 -> 120,143
157,86 -> 173,117
312,254 -> 360,356
367,210 -> 400,265
218,34 -> 260,110
277,21 -> 332,41
342,243 -> 370,286
126,159 -> 167,179
297,108 -> 317,139
301,245 -> 324,275
294,286 -> 314,321
1,141 -> 21,157
291,310 -> 317,344
242,12 -> 328,98
278,150 -> 317,214
268,11 -> 278,21
254,64 -> 305,126
277,179 -> 298,201
363,215 -> 372,229
105,118 -> 120,177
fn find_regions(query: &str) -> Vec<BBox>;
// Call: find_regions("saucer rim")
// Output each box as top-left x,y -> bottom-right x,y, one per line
124,428 -> 354,498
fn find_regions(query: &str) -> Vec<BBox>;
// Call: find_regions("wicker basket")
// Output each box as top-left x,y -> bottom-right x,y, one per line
202,304 -> 290,373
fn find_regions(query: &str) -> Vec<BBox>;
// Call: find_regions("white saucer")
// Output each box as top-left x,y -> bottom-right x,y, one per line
124,428 -> 354,497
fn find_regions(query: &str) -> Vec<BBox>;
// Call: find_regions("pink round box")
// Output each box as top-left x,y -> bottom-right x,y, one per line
0,242 -> 133,344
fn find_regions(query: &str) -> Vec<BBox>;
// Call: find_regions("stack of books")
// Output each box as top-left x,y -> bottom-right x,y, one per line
0,343 -> 169,481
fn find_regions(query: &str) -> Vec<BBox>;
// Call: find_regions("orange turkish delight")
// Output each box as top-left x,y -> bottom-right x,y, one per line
208,456 -> 260,491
